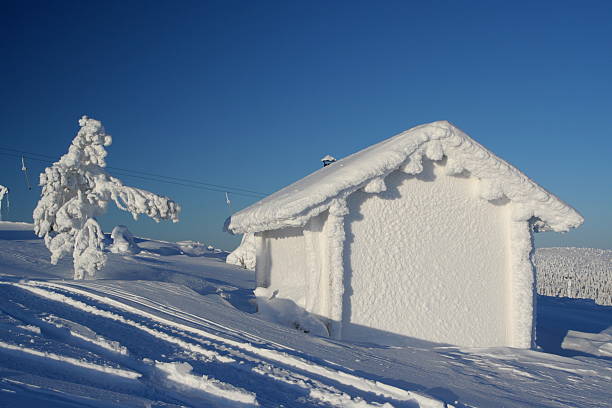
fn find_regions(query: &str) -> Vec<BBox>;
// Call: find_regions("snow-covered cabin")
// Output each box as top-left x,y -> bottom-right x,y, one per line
225,121 -> 583,348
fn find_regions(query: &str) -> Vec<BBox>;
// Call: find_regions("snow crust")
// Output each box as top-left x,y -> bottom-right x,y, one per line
227,121 -> 582,235
27,279 -> 440,407
176,240 -> 212,256
33,116 -> 180,279
0,340 -> 140,379
254,287 -> 329,336
44,315 -> 129,355
156,361 -> 258,405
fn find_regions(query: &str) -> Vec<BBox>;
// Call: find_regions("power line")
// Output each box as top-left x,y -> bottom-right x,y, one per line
0,148 -> 268,199
0,146 -> 265,196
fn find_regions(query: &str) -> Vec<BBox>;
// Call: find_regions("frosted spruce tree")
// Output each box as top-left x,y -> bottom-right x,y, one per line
33,116 -> 180,279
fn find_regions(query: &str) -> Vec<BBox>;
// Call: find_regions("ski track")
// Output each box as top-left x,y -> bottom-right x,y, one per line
0,281 -> 445,408
0,340 -> 139,379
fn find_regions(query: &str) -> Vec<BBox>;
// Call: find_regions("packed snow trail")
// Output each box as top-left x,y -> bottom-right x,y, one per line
0,281 -> 441,407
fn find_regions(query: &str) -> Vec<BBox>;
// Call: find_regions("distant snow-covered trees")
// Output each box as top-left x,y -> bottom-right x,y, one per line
535,247 -> 612,305
33,116 -> 180,279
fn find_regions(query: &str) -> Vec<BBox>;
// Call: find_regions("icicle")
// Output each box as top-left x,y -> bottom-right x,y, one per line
21,156 -> 32,190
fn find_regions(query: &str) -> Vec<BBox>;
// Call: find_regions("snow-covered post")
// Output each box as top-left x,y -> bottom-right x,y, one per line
33,116 -> 180,279
508,207 -> 537,349
326,197 -> 349,339
0,185 -> 8,220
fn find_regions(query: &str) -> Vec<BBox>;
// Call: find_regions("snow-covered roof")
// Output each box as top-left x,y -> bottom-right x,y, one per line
226,121 -> 583,234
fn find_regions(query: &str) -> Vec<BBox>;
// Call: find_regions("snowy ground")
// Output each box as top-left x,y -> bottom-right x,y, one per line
0,222 -> 610,407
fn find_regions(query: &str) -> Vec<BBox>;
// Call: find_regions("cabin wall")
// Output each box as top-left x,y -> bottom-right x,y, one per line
343,160 -> 512,347
255,227 -> 309,307
255,211 -> 330,315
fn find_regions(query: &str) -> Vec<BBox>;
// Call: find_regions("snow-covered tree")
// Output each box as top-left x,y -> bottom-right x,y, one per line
33,116 -> 180,279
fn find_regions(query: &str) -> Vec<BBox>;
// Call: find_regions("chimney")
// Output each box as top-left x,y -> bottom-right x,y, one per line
320,154 -> 336,167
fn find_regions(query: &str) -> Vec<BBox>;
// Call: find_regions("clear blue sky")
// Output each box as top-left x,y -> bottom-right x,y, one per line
1,0 -> 610,250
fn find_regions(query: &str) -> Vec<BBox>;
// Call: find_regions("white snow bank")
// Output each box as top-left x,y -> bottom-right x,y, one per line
109,225 -> 140,255
156,361 -> 258,405
227,121 -> 582,234
176,240 -> 209,256
31,281 -> 441,406
226,233 -> 256,269
0,340 -> 139,379
562,327 -> 612,358
254,287 -> 329,336
14,282 -> 234,364
45,315 -> 129,355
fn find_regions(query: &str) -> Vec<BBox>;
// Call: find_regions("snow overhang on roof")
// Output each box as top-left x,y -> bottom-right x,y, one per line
226,121 -> 583,235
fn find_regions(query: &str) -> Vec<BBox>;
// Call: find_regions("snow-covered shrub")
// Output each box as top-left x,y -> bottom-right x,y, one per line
176,240 -> 207,256
535,248 -> 612,305
226,233 -> 256,269
33,116 -> 180,279
109,225 -> 140,254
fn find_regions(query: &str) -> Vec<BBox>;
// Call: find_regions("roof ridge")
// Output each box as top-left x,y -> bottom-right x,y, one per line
227,121 -> 582,234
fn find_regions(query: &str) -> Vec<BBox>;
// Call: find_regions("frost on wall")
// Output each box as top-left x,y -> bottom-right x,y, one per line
326,198 -> 348,339
33,116 -> 180,279
508,217 -> 536,348
226,233 -> 256,269
344,165 -> 510,347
